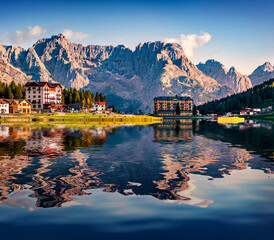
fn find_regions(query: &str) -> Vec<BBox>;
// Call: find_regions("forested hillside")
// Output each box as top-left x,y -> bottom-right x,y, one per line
198,78 -> 274,114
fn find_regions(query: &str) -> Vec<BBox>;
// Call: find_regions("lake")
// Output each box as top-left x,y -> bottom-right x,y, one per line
0,120 -> 273,240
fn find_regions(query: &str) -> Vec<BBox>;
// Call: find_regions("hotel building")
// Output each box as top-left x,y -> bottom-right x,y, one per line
154,96 -> 193,116
25,82 -> 63,111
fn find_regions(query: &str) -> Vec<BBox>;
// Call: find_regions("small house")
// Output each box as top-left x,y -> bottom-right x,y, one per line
0,99 -> 9,114
70,102 -> 83,111
9,99 -> 31,114
240,108 -> 253,115
93,102 -> 106,112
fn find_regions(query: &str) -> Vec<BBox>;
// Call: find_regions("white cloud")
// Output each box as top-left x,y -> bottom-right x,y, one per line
63,29 -> 90,40
9,26 -> 48,44
165,32 -> 212,58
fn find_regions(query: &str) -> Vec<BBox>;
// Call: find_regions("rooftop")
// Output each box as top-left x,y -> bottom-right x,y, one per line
154,96 -> 193,101
94,102 -> 106,105
25,81 -> 62,88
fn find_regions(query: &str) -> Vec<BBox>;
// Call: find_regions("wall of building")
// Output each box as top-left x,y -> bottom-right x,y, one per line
0,103 -> 9,114
154,97 -> 193,116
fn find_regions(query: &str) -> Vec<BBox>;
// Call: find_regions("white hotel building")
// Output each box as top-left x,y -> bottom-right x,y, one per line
25,82 -> 63,111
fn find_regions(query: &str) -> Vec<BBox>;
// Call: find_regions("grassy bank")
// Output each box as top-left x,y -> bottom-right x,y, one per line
0,113 -> 162,125
244,112 -> 274,121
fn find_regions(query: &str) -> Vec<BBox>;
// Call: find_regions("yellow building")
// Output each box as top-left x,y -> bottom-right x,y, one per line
9,99 -> 31,114
154,96 -> 193,116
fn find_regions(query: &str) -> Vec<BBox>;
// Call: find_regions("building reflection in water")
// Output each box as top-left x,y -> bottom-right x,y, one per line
153,119 -> 196,143
0,121 -> 273,208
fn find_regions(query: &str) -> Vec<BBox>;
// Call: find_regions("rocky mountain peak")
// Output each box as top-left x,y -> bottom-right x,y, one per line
261,62 -> 273,72
197,59 -> 252,93
248,61 -> 274,86
228,66 -> 237,74
197,59 -> 228,76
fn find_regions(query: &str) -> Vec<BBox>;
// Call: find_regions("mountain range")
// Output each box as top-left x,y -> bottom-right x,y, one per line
0,34 -> 272,112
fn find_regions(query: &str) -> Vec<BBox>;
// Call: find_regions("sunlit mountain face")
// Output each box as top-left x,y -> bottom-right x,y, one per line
0,121 -> 273,208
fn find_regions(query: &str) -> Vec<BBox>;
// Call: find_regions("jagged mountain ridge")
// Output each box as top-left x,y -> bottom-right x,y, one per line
0,34 -> 233,112
0,62 -> 31,84
0,44 -> 53,83
249,62 -> 274,86
197,59 -> 252,93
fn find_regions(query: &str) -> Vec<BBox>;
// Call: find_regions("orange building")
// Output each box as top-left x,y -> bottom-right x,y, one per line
9,99 -> 31,113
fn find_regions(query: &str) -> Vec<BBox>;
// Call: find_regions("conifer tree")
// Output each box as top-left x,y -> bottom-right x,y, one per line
95,92 -> 100,102
8,87 -> 14,99
14,87 -> 23,99
176,103 -> 181,115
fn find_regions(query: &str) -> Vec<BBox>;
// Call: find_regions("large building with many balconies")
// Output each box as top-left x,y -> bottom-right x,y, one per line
154,96 -> 193,116
25,82 -> 63,111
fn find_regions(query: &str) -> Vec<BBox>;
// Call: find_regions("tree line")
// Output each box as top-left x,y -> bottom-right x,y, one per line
62,88 -> 109,108
0,81 -> 25,99
198,78 -> 274,115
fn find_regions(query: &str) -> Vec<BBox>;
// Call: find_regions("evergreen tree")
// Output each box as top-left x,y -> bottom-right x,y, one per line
91,93 -> 95,102
69,92 -> 73,104
175,103 -> 181,115
14,87 -> 23,99
193,104 -> 197,116
8,87 -> 14,99
99,93 -> 104,102
74,89 -> 81,103
95,92 -> 100,102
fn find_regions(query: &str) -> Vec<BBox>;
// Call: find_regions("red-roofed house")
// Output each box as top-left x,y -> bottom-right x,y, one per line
93,102 -> 106,112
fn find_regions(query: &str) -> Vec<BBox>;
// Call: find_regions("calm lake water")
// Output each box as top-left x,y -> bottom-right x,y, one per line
0,120 -> 273,240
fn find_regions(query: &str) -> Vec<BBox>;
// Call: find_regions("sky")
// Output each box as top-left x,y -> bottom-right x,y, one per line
0,0 -> 274,75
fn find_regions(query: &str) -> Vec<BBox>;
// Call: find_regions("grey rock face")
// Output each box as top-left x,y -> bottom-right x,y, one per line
0,62 -> 31,85
197,59 -> 252,93
249,62 -> 274,86
0,34 -> 234,112
0,44 -> 52,83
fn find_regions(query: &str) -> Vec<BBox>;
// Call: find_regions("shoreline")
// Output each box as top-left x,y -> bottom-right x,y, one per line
0,113 -> 163,125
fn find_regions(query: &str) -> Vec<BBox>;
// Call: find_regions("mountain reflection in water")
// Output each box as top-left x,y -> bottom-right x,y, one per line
0,120 -> 273,208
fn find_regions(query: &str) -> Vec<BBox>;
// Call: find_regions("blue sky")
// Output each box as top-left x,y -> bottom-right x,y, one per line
0,0 -> 273,74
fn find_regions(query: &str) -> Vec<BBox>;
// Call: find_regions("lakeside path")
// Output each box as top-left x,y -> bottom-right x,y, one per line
0,113 -> 163,126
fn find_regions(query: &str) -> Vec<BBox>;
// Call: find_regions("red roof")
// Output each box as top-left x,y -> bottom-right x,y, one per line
0,99 -> 9,104
95,102 -> 106,105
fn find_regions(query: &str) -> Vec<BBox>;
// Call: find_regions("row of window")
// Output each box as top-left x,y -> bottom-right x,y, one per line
27,95 -> 41,99
32,105 -> 42,109
27,87 -> 61,92
157,104 -> 192,109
